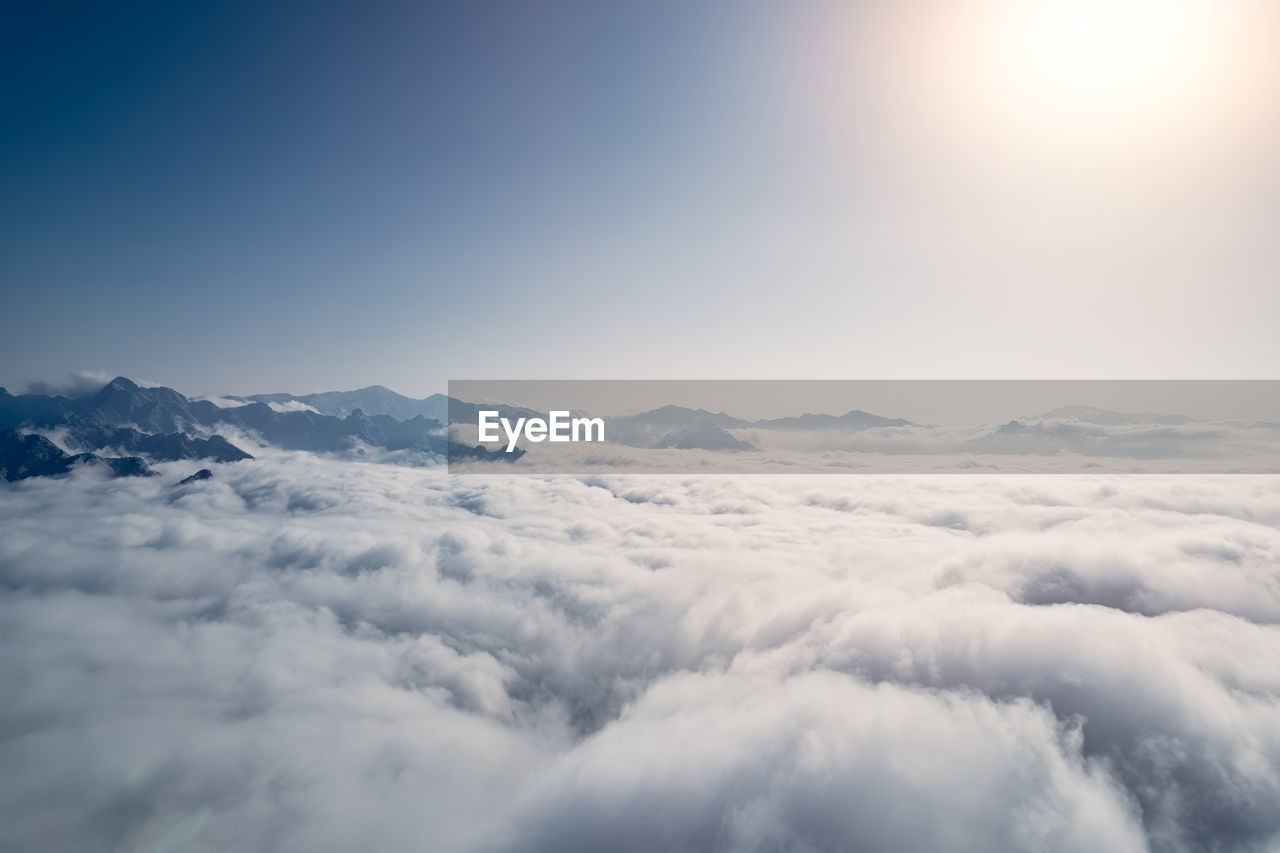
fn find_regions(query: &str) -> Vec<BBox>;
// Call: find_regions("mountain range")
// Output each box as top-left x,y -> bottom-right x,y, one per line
600,405 -> 913,451
0,377 -> 519,480
3,376 -> 1246,478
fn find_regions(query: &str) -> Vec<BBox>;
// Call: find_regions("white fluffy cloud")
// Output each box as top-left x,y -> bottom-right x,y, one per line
19,371 -> 165,396
1,456 -> 1278,852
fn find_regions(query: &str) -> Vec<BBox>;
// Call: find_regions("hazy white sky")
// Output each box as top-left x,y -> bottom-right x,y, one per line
451,380 -> 1280,423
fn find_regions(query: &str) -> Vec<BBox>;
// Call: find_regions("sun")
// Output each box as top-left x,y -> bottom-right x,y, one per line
827,0 -> 1275,167
863,0 -> 1278,156
989,0 -> 1219,115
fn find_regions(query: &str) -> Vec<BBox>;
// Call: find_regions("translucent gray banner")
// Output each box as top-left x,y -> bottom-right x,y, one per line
446,380 -> 1280,474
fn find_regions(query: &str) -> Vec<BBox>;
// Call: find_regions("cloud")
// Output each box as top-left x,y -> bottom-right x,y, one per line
265,400 -> 322,414
450,418 -> 1280,474
19,372 -> 164,396
1,458 -> 1278,851
194,397 -> 324,414
20,370 -> 115,397
502,672 -> 1145,853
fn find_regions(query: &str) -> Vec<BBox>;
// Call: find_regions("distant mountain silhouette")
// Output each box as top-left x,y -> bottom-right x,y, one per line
653,424 -> 755,451
1032,406 -> 1193,426
753,410 -> 910,431
605,405 -> 909,451
224,385 -> 451,421
619,405 -> 750,430
962,418 -> 1227,459
179,468 -> 213,485
608,406 -> 755,451
1,429 -> 155,481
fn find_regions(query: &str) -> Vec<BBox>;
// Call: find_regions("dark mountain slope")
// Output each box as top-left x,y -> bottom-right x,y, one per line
2,378 -> 463,460
1,429 -> 155,481
65,424 -> 253,463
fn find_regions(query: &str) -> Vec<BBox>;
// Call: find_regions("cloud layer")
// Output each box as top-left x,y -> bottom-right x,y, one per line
2,456 -> 1278,852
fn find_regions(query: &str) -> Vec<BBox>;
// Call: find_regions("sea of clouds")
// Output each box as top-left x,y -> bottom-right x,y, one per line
2,450 -> 1278,852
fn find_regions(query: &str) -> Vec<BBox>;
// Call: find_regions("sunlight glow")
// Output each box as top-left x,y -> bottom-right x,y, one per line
986,0 -> 1223,117
844,0 -> 1276,158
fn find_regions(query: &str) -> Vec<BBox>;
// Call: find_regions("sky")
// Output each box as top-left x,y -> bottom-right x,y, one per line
2,0 -> 1279,397
451,379 -> 1280,423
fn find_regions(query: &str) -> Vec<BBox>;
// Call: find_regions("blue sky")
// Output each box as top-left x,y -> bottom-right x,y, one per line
3,0 -> 1278,396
